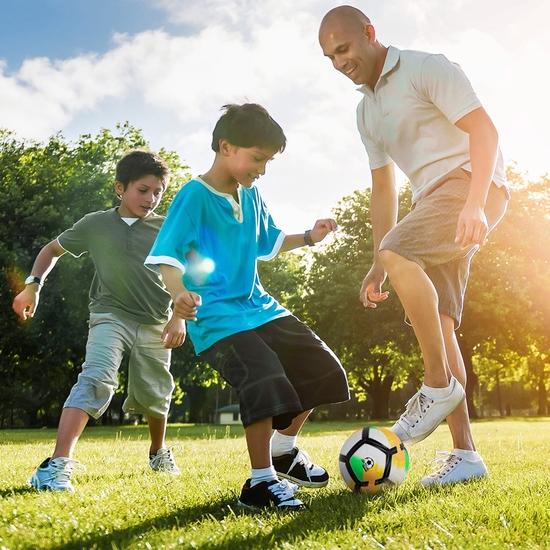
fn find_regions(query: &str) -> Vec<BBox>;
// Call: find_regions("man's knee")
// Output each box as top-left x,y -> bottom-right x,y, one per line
379,248 -> 410,273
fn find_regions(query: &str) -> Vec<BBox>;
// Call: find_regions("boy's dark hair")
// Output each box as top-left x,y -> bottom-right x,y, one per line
115,149 -> 170,190
211,103 -> 287,154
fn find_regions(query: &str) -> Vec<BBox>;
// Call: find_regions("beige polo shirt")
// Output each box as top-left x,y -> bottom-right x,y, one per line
356,45 -> 507,203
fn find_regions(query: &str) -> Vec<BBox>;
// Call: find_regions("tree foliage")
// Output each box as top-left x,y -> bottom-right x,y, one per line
303,186 -> 422,419
0,125 -> 190,427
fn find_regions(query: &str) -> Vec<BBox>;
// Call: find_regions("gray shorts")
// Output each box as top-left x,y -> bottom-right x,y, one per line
380,167 -> 509,326
64,312 -> 174,419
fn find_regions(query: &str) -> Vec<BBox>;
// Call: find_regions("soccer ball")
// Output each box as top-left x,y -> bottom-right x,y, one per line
339,426 -> 409,493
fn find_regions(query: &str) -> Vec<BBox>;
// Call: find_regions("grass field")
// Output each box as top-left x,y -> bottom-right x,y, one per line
1,418 -> 549,550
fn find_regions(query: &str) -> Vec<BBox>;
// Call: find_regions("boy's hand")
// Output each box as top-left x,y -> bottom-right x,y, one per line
13,286 -> 41,320
360,263 -> 389,308
162,316 -> 186,349
173,291 -> 202,321
310,218 -> 338,243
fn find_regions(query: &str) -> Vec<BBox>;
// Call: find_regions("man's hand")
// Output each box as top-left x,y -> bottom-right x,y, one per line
455,203 -> 489,249
359,263 -> 389,308
13,286 -> 41,320
173,291 -> 202,321
161,316 -> 186,349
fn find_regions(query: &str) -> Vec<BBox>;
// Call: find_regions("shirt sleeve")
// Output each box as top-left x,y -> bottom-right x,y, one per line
419,54 -> 482,125
56,215 -> 92,258
255,190 -> 285,261
356,101 -> 393,171
144,190 -> 195,274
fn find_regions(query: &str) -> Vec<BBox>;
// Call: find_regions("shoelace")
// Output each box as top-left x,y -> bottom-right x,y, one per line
150,443 -> 183,469
291,449 -> 314,471
426,451 -> 461,479
397,391 -> 435,429
49,458 -> 87,483
269,479 -> 298,500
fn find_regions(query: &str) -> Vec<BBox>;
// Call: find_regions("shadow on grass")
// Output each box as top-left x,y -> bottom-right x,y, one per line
0,485 -> 37,498
44,487 -> 421,550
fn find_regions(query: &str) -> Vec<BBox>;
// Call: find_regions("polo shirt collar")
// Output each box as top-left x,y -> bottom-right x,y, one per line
357,45 -> 401,95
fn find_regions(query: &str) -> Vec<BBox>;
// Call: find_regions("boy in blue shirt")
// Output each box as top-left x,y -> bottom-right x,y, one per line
146,103 -> 350,510
13,150 -> 184,492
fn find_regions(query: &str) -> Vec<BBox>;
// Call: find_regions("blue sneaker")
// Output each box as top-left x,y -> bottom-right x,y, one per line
29,457 -> 86,492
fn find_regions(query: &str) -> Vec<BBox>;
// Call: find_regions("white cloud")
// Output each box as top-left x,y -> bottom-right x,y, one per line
0,0 -> 548,233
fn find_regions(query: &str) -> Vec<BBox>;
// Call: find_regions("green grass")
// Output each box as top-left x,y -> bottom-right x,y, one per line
1,419 -> 549,550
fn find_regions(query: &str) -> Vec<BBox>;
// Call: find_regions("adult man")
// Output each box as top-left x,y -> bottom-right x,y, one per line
319,6 -> 508,484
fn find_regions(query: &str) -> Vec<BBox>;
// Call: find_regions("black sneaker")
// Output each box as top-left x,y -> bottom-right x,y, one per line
238,478 -> 304,510
273,448 -> 329,488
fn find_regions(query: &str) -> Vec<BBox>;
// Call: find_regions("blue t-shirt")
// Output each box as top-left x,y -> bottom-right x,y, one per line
145,177 -> 290,353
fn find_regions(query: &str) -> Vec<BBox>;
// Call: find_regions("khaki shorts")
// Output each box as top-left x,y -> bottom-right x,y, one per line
64,312 -> 174,419
380,168 -> 509,326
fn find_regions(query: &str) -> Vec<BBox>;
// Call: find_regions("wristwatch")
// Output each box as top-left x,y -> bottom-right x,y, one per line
304,230 -> 315,247
24,275 -> 42,286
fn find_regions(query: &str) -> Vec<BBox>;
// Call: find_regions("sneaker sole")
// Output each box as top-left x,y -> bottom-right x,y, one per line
237,499 -> 304,511
420,470 -> 488,486
277,472 -> 329,488
394,391 -> 466,446
29,476 -> 74,492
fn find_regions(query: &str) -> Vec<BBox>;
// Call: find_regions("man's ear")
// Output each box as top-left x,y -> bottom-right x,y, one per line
365,23 -> 376,42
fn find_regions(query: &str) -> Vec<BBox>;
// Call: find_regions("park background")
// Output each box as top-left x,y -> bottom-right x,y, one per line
1,0 -> 550,429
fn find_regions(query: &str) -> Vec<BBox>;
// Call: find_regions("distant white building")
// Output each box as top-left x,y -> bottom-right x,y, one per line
215,404 -> 241,425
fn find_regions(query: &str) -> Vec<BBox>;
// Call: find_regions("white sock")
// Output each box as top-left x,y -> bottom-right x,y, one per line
271,432 -> 297,457
453,448 -> 480,461
421,377 -> 455,399
250,466 -> 278,487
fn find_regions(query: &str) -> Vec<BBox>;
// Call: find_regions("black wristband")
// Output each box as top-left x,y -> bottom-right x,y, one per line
304,230 -> 315,247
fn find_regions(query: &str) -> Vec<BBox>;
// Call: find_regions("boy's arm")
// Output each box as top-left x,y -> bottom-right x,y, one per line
159,265 -> 202,322
360,162 -> 398,308
279,218 -> 338,252
12,239 -> 67,320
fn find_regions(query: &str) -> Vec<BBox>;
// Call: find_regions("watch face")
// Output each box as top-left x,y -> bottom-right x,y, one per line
25,276 -> 41,285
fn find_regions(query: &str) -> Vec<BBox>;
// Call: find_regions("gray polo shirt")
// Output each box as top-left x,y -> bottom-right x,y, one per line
357,45 -> 507,203
57,208 -> 171,325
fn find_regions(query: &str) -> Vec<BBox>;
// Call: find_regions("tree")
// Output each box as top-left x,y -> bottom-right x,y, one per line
461,166 -> 550,416
304,187 -> 421,419
0,125 -> 190,427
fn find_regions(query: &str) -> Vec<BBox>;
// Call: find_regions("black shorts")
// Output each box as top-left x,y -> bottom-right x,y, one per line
200,315 -> 350,429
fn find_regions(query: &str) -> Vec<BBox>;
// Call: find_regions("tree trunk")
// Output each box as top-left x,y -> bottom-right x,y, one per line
183,385 -> 209,423
369,374 -> 394,420
537,368 -> 548,415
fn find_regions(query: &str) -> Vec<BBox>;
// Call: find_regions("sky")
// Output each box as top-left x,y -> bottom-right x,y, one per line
1,0 -> 549,233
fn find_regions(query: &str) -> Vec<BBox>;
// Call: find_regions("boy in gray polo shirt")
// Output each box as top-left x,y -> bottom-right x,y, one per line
12,149 -> 184,492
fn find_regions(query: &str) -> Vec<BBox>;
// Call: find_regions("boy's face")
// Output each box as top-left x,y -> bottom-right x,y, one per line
115,175 -> 165,218
224,143 -> 277,188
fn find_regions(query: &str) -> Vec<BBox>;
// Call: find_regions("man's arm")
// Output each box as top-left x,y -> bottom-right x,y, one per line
360,162 -> 398,308
454,106 -> 499,249
12,239 -> 67,320
280,218 -> 338,252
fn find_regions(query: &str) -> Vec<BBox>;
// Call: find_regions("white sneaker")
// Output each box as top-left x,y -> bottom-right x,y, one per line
149,444 -> 182,475
29,457 -> 86,492
390,376 -> 465,446
420,450 -> 488,486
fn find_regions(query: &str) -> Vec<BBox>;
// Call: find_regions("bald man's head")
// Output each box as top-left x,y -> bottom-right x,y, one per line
319,5 -> 371,36
319,6 -> 386,89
